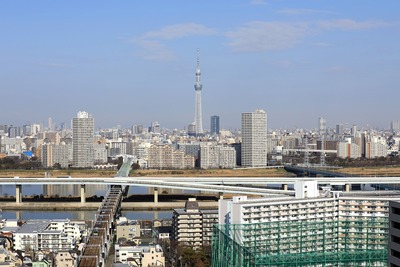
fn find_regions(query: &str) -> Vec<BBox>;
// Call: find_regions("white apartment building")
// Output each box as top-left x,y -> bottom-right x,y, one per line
200,143 -> 236,169
0,137 -> 25,154
241,109 -> 267,167
218,188 -> 399,257
14,220 -> 84,252
218,146 -> 236,168
366,137 -> 388,159
41,143 -> 53,168
41,143 -> 71,168
52,143 -> 71,168
72,111 -> 94,168
47,220 -> 82,241
337,141 -> 360,159
37,231 -> 75,251
14,221 -> 48,251
137,142 -> 150,160
172,198 -> 218,249
147,144 -> 194,169
114,244 -> 165,266
94,143 -> 107,164
107,141 -> 127,157
201,210 -> 219,246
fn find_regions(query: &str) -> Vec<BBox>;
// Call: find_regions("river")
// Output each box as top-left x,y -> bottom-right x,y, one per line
0,184 -> 175,221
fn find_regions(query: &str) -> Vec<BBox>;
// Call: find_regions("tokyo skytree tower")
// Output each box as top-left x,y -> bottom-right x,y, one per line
193,48 -> 203,136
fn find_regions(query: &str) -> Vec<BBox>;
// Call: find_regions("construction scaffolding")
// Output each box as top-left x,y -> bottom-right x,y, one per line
212,218 -> 388,267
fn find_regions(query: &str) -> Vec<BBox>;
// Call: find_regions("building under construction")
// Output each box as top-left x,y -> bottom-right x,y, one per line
212,218 -> 388,266
212,182 -> 396,266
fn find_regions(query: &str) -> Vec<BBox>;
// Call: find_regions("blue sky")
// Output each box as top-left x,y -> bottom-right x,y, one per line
1,1 -> 399,131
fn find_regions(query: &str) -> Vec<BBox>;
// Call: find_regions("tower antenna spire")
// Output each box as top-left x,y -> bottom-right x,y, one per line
197,48 -> 200,68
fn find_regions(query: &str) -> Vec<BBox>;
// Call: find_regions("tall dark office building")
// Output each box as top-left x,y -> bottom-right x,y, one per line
389,201 -> 400,266
210,115 -> 220,135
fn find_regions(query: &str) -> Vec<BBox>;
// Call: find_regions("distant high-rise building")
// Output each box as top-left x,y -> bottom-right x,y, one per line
22,124 -> 31,136
31,124 -> 42,135
336,124 -> 344,135
318,117 -> 326,134
150,121 -> 160,134
8,126 -> 21,138
391,120 -> 400,133
0,125 -> 8,134
351,124 -> 357,136
389,200 -> 400,266
72,111 -> 94,168
192,49 -> 203,136
210,115 -> 220,135
48,117 -> 53,131
132,125 -> 143,135
241,109 -> 267,167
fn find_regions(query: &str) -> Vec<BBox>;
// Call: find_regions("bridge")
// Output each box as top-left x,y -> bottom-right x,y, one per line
4,175 -> 400,204
77,156 -> 134,267
3,162 -> 400,266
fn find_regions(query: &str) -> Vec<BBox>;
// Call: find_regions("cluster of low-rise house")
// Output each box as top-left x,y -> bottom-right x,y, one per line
0,216 -> 173,267
0,219 -> 86,266
0,196 -> 221,267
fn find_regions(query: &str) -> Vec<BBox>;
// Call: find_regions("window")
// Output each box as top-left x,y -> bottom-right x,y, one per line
393,207 -> 400,216
391,235 -> 400,244
391,249 -> 400,259
392,221 -> 400,230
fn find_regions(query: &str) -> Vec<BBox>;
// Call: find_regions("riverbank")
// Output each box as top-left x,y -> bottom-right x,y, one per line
0,167 -> 289,178
0,200 -> 219,211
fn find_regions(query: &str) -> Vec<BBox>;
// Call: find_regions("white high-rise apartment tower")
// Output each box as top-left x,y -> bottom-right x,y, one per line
241,109 -> 267,167
72,111 -> 94,168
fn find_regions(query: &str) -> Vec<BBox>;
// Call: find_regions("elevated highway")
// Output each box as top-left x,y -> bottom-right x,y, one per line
3,175 -> 400,203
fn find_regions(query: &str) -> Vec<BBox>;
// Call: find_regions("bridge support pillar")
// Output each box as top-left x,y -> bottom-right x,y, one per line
218,192 -> 224,200
345,184 -> 350,192
282,184 -> 288,191
80,184 -> 86,203
154,188 -> 158,204
15,184 -> 22,204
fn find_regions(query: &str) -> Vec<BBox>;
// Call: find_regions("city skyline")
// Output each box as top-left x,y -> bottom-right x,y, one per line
1,1 -> 399,129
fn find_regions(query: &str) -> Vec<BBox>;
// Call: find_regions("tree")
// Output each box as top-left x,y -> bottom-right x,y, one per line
131,162 -> 140,170
53,163 -> 62,169
177,246 -> 210,267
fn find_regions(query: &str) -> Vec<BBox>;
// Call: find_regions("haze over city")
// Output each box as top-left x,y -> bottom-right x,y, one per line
1,1 -> 399,130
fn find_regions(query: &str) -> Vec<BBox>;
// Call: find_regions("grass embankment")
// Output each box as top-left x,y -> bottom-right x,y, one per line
0,167 -> 291,178
339,166 -> 400,177
0,169 -> 116,178
2,166 -> 400,178
134,167 -> 290,177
